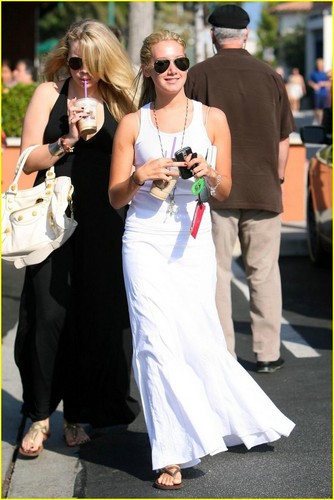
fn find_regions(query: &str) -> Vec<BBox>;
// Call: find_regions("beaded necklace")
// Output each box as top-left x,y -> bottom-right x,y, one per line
152,98 -> 189,158
152,99 -> 189,215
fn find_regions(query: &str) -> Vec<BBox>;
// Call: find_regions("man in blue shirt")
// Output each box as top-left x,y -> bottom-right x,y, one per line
308,58 -> 330,124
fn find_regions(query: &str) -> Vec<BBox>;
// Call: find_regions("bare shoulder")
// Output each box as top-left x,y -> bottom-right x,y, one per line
120,110 -> 140,125
207,105 -> 228,124
33,80 -> 63,97
31,80 -> 66,108
202,104 -> 227,125
117,110 -> 141,138
204,105 -> 230,143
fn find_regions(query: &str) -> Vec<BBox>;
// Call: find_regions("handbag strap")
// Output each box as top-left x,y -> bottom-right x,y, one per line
11,145 -> 55,187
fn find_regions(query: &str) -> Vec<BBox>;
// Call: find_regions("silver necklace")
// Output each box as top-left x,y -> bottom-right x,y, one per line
152,99 -> 189,216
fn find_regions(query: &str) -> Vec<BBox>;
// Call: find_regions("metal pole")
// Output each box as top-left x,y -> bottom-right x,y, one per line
195,3 -> 205,63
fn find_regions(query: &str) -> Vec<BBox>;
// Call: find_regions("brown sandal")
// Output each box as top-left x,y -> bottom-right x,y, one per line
63,421 -> 90,447
154,465 -> 183,490
18,422 -> 50,458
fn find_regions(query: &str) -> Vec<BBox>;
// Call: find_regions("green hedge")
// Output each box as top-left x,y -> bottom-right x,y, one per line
2,83 -> 37,137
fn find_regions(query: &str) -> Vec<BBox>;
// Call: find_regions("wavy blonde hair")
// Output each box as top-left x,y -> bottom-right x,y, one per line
134,30 -> 187,107
43,18 -> 136,121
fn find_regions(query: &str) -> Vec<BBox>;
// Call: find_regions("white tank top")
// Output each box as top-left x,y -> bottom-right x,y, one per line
126,100 -> 215,234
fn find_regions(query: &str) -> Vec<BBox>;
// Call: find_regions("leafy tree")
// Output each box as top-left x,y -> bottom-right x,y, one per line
256,2 -> 279,64
155,2 -> 193,28
38,3 -> 109,40
38,2 -> 129,46
280,27 -> 306,75
255,2 -> 306,76
154,2 -> 194,43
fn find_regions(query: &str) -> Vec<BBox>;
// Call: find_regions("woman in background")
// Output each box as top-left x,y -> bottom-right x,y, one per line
287,67 -> 306,112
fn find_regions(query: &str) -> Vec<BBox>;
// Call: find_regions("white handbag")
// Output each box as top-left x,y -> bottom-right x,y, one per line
2,145 -> 78,269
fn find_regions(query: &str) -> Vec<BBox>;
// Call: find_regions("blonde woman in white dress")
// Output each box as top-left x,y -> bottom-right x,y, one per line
109,30 -> 295,491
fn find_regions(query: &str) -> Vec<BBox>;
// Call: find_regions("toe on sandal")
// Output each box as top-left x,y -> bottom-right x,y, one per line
154,466 -> 183,490
63,422 -> 90,447
18,422 -> 50,458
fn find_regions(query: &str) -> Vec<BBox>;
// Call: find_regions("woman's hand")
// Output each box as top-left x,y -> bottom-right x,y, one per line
136,157 -> 182,185
66,97 -> 89,142
185,153 -> 211,179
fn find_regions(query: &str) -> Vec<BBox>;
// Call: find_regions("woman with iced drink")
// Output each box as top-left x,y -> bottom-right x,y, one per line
16,18 -> 140,457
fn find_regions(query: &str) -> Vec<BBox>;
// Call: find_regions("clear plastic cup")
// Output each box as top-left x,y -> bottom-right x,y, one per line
76,97 -> 98,135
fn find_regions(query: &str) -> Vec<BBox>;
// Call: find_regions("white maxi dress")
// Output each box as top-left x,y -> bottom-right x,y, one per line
122,100 -> 295,471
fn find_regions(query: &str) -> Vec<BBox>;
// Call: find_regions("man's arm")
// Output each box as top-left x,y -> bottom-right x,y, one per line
278,137 -> 290,181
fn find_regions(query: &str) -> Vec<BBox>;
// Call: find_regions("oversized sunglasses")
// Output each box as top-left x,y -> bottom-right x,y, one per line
154,57 -> 190,74
68,57 -> 84,70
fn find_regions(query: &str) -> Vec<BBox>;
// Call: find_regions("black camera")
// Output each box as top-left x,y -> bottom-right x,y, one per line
175,146 -> 198,179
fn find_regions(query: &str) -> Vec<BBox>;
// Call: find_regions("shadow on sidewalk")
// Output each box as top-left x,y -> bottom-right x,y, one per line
79,427 -> 152,481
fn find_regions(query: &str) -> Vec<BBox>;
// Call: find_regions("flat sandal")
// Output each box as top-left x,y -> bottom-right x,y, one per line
154,465 -> 183,490
18,422 -> 50,458
63,421 -> 90,447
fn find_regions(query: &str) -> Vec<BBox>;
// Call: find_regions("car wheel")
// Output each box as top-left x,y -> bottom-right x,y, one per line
306,188 -> 328,266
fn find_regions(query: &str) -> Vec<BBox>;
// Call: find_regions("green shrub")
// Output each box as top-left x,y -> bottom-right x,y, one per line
2,83 -> 37,137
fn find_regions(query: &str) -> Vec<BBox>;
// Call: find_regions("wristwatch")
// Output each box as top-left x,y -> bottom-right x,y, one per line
279,177 -> 285,185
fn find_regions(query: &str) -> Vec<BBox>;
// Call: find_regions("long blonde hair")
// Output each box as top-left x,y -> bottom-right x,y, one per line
135,30 -> 187,107
43,18 -> 136,121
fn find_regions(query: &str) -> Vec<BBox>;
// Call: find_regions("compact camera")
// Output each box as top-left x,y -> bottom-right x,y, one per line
175,146 -> 198,179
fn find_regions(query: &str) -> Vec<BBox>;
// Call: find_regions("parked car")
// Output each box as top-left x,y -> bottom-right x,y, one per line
300,124 -> 332,266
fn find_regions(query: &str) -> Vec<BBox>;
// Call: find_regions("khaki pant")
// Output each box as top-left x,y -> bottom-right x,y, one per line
211,209 -> 282,362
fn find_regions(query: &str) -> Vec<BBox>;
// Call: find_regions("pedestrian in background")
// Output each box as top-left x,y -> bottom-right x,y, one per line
15,18 -> 139,458
287,67 -> 306,113
185,4 -> 295,372
109,29 -> 294,490
2,58 -> 16,88
308,58 -> 331,125
13,58 -> 36,84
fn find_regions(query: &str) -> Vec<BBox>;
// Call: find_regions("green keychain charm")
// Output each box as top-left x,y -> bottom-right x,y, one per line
192,178 -> 205,196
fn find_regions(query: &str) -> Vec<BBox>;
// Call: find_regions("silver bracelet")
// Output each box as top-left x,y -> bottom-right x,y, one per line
208,174 -> 222,197
48,138 -> 65,157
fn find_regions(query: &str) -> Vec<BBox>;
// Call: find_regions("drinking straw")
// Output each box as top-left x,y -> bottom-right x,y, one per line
84,80 -> 88,98
170,136 -> 177,157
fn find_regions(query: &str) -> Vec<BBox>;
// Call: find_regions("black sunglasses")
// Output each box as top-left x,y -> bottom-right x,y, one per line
154,57 -> 190,74
68,57 -> 84,70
